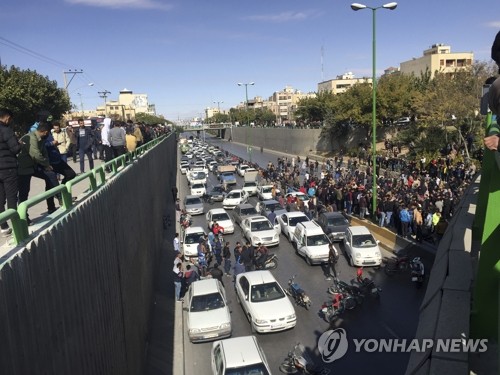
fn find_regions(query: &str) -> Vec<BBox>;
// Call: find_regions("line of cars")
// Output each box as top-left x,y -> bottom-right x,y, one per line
178,137 -> 384,374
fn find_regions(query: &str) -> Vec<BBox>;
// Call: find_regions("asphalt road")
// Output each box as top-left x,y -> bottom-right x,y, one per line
179,135 -> 434,375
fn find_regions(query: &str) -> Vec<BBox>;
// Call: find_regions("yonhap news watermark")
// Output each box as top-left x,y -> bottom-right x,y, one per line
317,328 -> 488,363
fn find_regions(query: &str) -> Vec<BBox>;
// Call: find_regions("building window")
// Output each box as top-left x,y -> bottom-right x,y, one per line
445,59 -> 455,67
440,59 -> 444,66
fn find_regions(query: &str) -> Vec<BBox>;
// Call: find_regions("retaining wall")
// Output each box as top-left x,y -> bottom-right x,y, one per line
0,135 -> 176,375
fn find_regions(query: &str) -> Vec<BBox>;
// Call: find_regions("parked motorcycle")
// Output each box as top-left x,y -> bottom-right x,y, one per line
384,255 -> 409,276
410,257 -> 425,289
253,253 -> 278,270
279,342 -> 321,374
354,267 -> 381,298
180,212 -> 192,229
327,276 -> 363,308
321,293 -> 347,324
285,275 -> 312,310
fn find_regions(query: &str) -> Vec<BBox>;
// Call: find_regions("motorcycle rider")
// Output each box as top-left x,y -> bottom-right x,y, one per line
212,221 -> 224,240
254,243 -> 269,269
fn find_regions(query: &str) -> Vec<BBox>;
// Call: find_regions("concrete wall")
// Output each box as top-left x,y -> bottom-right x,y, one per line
224,127 -> 391,155
0,136 -> 177,375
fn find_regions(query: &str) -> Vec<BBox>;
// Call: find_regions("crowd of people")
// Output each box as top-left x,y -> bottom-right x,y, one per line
0,108 -> 167,234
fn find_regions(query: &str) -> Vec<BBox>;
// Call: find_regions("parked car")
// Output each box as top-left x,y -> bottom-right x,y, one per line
235,271 -> 296,333
257,185 -> 275,200
219,172 -> 237,186
237,164 -> 250,177
222,189 -> 249,209
343,226 -> 382,267
285,191 -> 310,204
232,203 -> 259,227
190,183 -> 206,197
211,336 -> 271,375
292,221 -> 331,265
256,200 -> 287,220
316,212 -> 350,241
185,279 -> 231,342
184,195 -> 204,215
277,211 -> 310,242
181,226 -> 206,259
240,215 -> 280,247
207,185 -> 226,202
206,208 -> 235,234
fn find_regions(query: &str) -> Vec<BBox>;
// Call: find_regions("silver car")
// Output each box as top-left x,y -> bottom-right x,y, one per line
233,203 -> 259,227
184,195 -> 204,215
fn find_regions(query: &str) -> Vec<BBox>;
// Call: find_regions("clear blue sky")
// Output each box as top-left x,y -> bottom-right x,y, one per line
1,0 -> 499,122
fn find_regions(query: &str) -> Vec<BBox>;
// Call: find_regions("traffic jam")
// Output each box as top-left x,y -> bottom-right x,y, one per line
176,136 -> 428,375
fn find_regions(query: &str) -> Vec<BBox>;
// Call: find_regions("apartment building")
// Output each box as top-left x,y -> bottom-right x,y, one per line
268,86 -> 316,123
400,44 -> 473,78
95,88 -> 156,119
317,72 -> 373,94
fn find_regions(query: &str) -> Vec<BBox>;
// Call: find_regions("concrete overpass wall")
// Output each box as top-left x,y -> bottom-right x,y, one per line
0,136 -> 176,375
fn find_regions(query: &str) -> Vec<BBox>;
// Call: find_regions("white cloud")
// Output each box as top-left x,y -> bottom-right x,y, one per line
245,10 -> 322,23
485,21 -> 500,28
65,0 -> 172,11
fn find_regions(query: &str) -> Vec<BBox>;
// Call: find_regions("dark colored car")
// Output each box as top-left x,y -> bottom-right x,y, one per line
232,203 -> 259,226
316,212 -> 350,241
208,185 -> 226,202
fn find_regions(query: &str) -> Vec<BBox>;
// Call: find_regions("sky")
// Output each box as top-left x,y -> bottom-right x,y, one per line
1,0 -> 499,122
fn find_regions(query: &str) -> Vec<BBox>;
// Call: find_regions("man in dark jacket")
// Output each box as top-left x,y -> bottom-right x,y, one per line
75,119 -> 94,174
0,108 -> 22,235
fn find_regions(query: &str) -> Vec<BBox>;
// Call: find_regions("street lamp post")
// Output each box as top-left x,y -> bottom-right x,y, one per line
351,2 -> 397,219
237,82 -> 255,162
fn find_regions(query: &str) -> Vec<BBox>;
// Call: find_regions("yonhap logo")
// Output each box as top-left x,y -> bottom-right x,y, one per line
318,328 -> 349,363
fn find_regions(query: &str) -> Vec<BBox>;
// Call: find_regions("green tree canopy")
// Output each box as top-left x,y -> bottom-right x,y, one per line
0,65 -> 71,134
135,112 -> 170,125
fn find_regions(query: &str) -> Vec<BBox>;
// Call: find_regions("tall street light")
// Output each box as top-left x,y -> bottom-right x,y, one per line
237,82 -> 255,162
351,2 -> 397,219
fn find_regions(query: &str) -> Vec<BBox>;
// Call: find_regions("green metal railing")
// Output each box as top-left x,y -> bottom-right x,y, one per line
0,135 -> 168,246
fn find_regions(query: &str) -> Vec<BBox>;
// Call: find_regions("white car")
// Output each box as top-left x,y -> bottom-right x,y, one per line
257,185 -> 274,200
190,183 -> 206,196
185,152 -> 194,159
206,208 -> 235,234
187,170 -> 207,185
180,162 -> 189,174
242,181 -> 258,197
185,279 -> 231,342
293,221 -> 331,265
181,226 -> 206,258
211,336 -> 271,375
344,226 -> 382,267
235,270 -> 296,333
237,164 -> 250,177
241,216 -> 280,247
285,191 -> 310,204
222,189 -> 249,209
277,211 -> 310,242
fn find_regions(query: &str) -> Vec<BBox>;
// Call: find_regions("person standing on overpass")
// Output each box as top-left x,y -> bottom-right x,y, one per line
75,119 -> 94,174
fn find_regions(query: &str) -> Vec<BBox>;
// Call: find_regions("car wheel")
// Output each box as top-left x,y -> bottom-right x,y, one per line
349,255 -> 355,267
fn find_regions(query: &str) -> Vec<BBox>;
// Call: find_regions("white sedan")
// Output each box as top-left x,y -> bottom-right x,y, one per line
222,189 -> 249,209
240,216 -> 280,247
237,164 -> 250,177
235,270 -> 296,333
277,211 -> 310,241
206,208 -> 235,234
190,183 -> 206,197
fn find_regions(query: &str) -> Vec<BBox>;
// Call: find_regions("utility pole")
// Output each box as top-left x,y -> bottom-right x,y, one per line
98,90 -> 111,116
63,69 -> 83,92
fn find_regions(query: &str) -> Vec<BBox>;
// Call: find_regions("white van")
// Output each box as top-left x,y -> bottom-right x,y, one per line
292,221 -> 331,265
242,170 -> 259,196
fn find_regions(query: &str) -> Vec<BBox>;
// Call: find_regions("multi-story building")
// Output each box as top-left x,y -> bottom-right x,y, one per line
317,72 -> 372,94
95,88 -> 156,120
268,86 -> 315,123
400,44 -> 473,78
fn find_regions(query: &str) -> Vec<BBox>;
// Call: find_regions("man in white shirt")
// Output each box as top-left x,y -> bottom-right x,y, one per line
173,233 -> 180,254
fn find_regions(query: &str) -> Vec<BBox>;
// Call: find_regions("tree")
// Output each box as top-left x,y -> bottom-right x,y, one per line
0,65 -> 71,134
135,112 -> 170,125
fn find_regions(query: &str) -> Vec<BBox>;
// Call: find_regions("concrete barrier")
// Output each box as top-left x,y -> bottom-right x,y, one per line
0,135 -> 177,375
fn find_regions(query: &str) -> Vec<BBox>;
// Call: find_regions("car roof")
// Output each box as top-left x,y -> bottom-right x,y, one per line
227,189 -> 243,193
262,199 -> 279,205
283,211 -> 308,218
321,212 -> 346,218
209,208 -> 229,214
240,270 -> 276,284
184,226 -> 205,234
185,195 -> 202,200
297,221 -> 323,231
348,225 -> 372,235
217,336 -> 263,368
248,215 -> 269,222
237,203 -> 255,209
191,279 -> 221,296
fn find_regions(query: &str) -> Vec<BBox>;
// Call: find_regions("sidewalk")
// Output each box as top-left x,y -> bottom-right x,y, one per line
0,157 -> 105,260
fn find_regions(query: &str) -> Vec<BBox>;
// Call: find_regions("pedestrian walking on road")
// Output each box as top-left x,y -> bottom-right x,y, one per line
173,263 -> 184,302
75,118 -> 94,174
0,108 -> 22,235
173,232 -> 180,254
222,241 -> 231,276
171,186 -> 178,201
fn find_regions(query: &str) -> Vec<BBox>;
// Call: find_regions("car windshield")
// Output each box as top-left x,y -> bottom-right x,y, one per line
222,173 -> 234,178
288,216 -> 309,226
190,292 -> 225,312
241,207 -> 258,216
262,187 -> 272,193
264,203 -> 281,212
212,213 -> 230,221
251,282 -> 285,302
352,234 -> 377,247
186,197 -> 202,205
226,364 -> 270,375
327,217 -> 349,226
185,232 -> 204,244
227,192 -> 241,199
250,221 -> 273,231
192,172 -> 206,179
306,234 -> 330,246
211,186 -> 224,193
192,184 -> 204,189
244,182 -> 257,187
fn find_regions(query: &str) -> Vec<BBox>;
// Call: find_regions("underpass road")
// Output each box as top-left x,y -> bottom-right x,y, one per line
179,135 -> 434,375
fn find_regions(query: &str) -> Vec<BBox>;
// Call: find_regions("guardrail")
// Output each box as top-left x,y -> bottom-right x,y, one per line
0,135 -> 168,246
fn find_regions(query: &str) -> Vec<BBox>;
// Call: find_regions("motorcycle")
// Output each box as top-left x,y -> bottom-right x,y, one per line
384,255 -> 409,276
254,253 -> 278,270
279,342 -> 321,374
285,275 -> 312,310
180,212 -> 192,229
354,267 -> 381,298
321,293 -> 347,324
327,276 -> 364,308
410,257 -> 425,289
